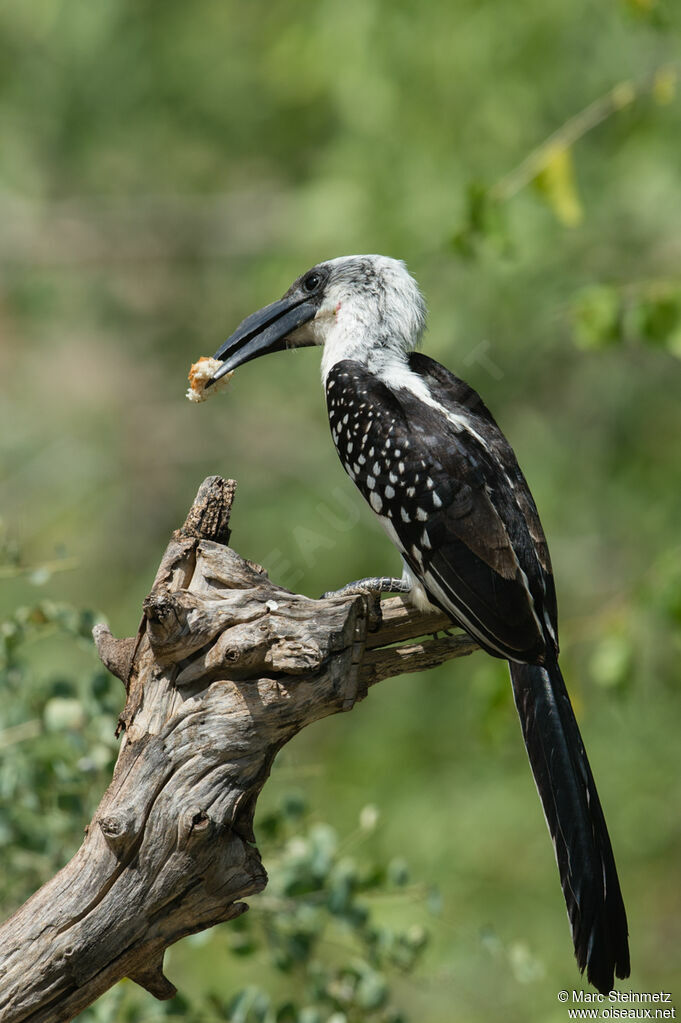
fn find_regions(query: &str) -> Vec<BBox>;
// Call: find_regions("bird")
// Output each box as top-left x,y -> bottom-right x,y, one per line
207,254 -> 630,994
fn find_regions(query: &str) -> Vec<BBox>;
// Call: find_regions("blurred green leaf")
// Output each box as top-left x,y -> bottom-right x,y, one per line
633,291 -> 681,349
653,67 -> 677,105
572,285 -> 623,349
43,696 -> 86,732
588,633 -> 633,690
533,144 -> 583,227
451,183 -> 511,259
387,858 -> 410,887
355,967 -> 388,1010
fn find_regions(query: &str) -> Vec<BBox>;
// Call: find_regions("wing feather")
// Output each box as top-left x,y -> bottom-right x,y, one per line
326,358 -> 554,662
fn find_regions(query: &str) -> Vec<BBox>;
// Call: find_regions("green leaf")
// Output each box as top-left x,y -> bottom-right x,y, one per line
387,858 -> 410,886
426,886 -> 443,916
281,791 -> 307,820
653,67 -> 677,105
572,285 -> 623,350
297,1009 -> 323,1023
533,143 -> 583,226
43,697 -> 86,733
589,633 -> 633,689
355,969 -> 388,1011
451,182 -> 510,259
633,292 -> 681,348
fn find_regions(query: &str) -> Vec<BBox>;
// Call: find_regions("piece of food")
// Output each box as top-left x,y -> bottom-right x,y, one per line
186,357 -> 233,403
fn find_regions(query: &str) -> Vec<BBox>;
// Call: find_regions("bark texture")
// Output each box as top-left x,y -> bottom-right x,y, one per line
0,476 -> 478,1022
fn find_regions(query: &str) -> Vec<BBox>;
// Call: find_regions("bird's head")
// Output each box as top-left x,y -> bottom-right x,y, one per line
210,255 -> 427,385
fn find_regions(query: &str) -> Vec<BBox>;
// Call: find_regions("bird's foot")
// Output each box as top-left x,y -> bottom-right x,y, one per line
431,627 -> 458,640
321,576 -> 411,600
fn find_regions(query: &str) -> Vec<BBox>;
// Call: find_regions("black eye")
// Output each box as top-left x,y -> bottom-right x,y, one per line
303,272 -> 321,293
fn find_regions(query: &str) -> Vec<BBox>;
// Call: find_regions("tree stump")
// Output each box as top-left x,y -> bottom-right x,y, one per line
0,476 -> 478,1022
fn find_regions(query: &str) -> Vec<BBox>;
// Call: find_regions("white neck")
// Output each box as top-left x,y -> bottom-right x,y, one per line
320,317 -> 409,382
319,301 -> 422,384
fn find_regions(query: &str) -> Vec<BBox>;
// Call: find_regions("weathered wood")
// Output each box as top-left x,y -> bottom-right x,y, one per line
360,630 -> 479,686
0,476 -> 479,1022
364,600 -> 454,649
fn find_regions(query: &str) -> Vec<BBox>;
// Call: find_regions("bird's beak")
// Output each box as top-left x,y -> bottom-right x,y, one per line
209,294 -> 318,384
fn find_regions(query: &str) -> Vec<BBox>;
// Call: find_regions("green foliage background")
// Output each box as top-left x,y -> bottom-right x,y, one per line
1,0 -> 681,1019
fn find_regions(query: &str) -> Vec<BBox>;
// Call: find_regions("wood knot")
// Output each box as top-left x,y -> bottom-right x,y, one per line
179,808 -> 215,847
143,591 -> 178,625
99,811 -> 137,857
143,591 -> 188,650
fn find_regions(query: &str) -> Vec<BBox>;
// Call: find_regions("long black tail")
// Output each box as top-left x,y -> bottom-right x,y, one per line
509,659 -> 630,993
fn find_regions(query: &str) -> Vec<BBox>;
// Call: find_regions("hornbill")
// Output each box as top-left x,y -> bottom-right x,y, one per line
207,254 -> 630,993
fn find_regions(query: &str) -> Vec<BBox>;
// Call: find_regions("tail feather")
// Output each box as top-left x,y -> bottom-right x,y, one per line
509,659 -> 630,993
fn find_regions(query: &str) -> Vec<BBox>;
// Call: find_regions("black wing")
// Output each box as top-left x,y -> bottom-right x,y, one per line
326,354 -> 557,662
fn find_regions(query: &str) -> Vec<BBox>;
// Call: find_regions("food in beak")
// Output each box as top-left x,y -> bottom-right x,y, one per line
186,357 -> 234,403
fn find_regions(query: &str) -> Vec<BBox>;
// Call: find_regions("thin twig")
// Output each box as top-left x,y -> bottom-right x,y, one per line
490,62 -> 680,203
0,557 -> 79,580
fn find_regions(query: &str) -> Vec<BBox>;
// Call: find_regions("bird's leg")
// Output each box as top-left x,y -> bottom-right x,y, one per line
321,576 -> 411,600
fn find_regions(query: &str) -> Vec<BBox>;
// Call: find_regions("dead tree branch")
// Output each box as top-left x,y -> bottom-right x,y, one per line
0,476 -> 478,1022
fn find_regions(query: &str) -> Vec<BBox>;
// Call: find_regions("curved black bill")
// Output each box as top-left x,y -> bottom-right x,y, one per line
210,296 -> 317,383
